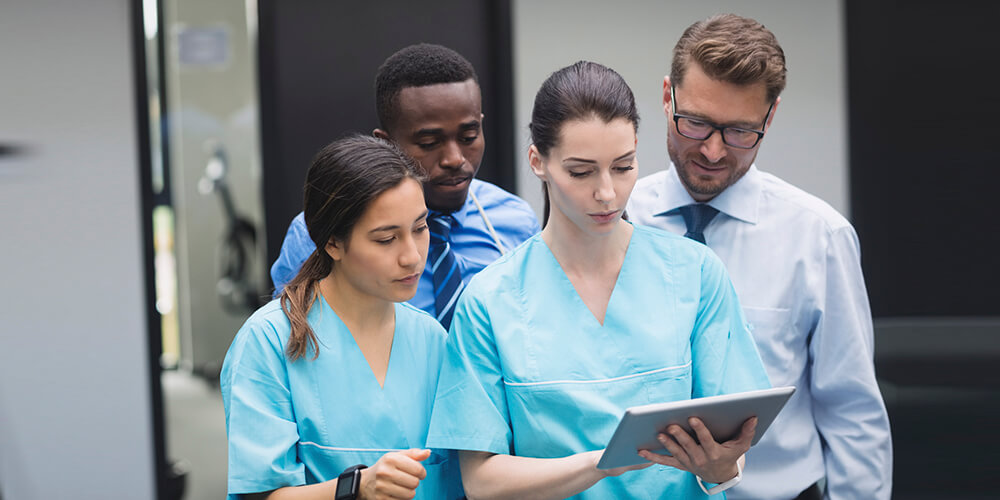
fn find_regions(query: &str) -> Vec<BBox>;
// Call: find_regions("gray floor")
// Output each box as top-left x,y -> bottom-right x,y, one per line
163,370 -> 228,500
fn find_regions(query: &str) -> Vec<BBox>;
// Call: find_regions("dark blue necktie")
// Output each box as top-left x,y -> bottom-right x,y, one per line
678,204 -> 719,244
428,214 -> 464,330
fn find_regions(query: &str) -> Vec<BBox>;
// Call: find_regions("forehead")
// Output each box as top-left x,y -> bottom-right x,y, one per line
355,178 -> 426,230
675,63 -> 770,124
393,79 -> 482,131
552,117 -> 636,159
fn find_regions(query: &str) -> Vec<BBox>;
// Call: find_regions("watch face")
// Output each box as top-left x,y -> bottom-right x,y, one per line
335,478 -> 353,497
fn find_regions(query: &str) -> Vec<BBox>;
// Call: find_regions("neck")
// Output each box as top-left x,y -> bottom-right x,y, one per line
317,272 -> 395,333
542,215 -> 632,274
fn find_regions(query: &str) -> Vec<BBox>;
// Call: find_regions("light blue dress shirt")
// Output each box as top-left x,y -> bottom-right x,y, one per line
426,226 -> 771,499
220,300 -> 463,499
269,179 -> 541,315
627,165 -> 892,500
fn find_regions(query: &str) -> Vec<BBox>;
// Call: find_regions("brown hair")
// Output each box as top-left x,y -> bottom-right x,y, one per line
671,14 -> 787,103
528,61 -> 640,227
280,135 -> 423,361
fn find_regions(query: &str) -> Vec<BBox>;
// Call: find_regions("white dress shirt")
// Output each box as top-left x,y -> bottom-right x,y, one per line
627,165 -> 892,500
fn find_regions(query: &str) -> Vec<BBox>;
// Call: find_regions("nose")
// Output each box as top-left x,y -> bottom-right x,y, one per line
700,130 -> 728,164
594,170 -> 615,205
439,140 -> 465,170
399,233 -> 424,269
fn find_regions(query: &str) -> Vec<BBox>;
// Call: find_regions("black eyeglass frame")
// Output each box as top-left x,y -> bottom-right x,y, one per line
670,84 -> 774,149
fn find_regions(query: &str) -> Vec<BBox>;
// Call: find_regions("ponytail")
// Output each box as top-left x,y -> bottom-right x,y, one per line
280,250 -> 333,361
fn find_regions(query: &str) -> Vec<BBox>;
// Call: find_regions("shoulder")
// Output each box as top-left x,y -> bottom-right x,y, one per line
397,302 -> 446,335
631,224 -> 730,285
757,171 -> 854,234
633,224 -> 711,264
469,179 -> 538,220
464,233 -> 542,293
240,299 -> 292,344
222,300 -> 291,380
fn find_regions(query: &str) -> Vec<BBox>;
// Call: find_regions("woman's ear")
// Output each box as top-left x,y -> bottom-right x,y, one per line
324,238 -> 344,261
528,145 -> 547,181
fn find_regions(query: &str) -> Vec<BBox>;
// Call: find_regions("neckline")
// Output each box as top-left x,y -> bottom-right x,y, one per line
536,226 -> 636,327
316,292 -> 399,390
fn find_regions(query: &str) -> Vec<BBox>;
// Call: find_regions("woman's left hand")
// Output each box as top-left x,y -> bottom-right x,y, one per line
637,416 -> 756,484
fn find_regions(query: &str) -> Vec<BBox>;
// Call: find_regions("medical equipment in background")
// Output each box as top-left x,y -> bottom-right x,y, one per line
199,140 -> 266,315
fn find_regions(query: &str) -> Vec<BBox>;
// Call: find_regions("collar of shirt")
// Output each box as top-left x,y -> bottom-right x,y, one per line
655,164 -> 763,225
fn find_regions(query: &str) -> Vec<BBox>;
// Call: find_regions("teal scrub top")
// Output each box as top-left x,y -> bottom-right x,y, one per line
426,225 -> 771,499
221,299 -> 463,499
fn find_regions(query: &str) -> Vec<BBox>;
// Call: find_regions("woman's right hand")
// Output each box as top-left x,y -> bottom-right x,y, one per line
358,448 -> 430,500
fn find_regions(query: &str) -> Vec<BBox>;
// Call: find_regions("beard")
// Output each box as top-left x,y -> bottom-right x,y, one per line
667,137 -> 753,200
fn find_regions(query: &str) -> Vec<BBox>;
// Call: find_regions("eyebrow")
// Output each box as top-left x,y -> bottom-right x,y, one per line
367,210 -> 429,234
415,120 -> 481,136
562,150 -> 637,165
678,109 -> 763,129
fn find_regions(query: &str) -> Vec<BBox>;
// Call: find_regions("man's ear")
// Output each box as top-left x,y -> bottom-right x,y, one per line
373,128 -> 390,140
662,75 -> 673,117
528,145 -> 547,181
325,238 -> 344,261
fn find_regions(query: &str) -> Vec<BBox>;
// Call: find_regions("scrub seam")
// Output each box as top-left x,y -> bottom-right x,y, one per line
503,362 -> 691,387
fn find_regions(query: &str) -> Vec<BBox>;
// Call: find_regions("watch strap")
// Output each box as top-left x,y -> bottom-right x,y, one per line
696,459 -> 742,495
335,464 -> 367,500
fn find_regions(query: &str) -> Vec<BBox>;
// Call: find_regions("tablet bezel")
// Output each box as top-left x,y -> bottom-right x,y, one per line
596,386 -> 796,470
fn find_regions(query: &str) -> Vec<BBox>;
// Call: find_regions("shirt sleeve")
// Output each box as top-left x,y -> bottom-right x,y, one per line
425,286 -> 513,455
690,250 -> 772,399
269,213 -> 315,297
220,319 -> 304,495
810,226 -> 892,500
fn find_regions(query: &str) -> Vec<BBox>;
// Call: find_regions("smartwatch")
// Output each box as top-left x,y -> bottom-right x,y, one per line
696,459 -> 742,495
335,464 -> 367,500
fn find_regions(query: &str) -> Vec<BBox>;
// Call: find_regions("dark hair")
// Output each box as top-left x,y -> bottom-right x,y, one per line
375,43 -> 479,132
671,14 -> 787,103
528,61 -> 640,226
280,135 -> 423,361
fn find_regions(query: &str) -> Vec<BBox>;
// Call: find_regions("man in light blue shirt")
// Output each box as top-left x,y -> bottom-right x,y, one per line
627,15 -> 892,500
271,44 -> 539,324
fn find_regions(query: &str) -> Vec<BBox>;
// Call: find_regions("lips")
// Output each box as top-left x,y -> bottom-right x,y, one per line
434,175 -> 471,187
588,210 -> 620,224
396,273 -> 420,284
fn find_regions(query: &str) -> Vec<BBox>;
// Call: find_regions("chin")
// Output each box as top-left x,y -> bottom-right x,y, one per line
428,191 -> 470,213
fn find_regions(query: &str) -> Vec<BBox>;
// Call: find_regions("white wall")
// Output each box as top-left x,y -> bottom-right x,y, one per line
512,0 -> 847,217
0,1 -> 155,498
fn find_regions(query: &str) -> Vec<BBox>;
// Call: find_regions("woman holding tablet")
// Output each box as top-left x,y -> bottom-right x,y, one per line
221,135 -> 461,500
426,62 -> 770,498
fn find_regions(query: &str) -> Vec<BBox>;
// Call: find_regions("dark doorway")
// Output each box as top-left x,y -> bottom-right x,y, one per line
846,2 -> 1000,497
257,0 -> 515,272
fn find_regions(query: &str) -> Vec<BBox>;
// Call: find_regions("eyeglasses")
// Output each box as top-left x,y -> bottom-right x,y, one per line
670,85 -> 773,149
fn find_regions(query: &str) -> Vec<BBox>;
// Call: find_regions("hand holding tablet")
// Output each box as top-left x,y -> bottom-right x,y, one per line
597,386 -> 795,470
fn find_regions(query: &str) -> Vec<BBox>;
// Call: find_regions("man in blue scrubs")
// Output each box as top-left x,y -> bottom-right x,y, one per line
627,14 -> 892,500
270,43 -> 539,327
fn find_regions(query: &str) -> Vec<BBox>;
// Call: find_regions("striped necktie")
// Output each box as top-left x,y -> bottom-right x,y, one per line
428,214 -> 464,330
678,203 -> 719,244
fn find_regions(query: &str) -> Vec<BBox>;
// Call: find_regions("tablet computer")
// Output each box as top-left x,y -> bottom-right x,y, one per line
597,386 -> 795,469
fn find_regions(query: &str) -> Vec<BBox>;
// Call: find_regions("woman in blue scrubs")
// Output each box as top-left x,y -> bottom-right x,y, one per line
221,135 -> 461,500
426,62 -> 771,499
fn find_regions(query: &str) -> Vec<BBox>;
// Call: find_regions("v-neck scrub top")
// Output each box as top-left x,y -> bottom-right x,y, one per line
221,299 -> 462,499
426,225 -> 771,499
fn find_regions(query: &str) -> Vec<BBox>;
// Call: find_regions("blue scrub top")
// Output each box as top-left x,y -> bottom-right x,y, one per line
221,299 -> 463,499
426,225 -> 771,499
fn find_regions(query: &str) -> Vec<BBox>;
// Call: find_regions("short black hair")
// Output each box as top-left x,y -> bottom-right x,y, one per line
375,43 -> 479,131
